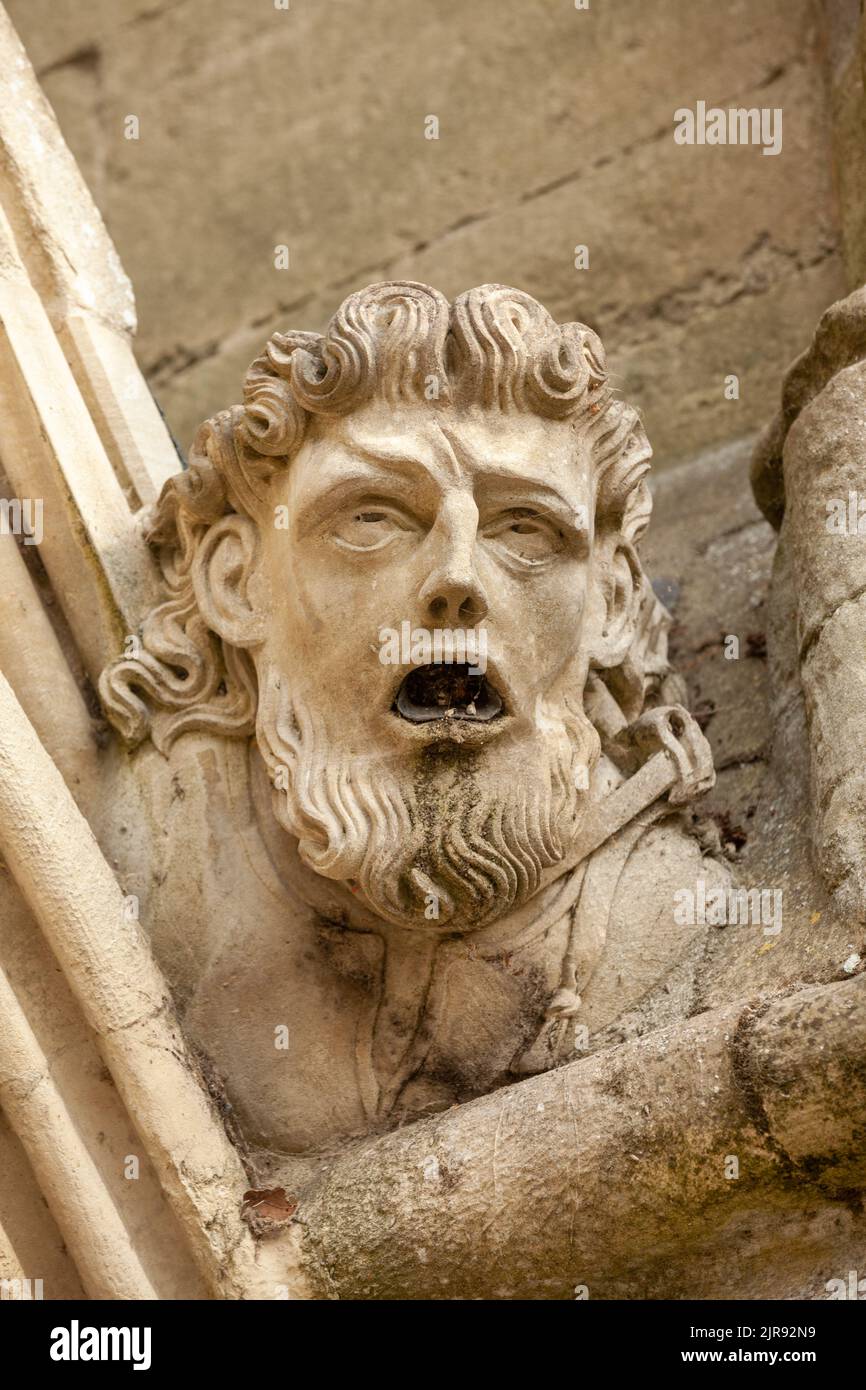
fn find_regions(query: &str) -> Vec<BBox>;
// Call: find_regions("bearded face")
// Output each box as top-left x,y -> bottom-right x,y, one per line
243,399 -> 637,932
99,281 -> 649,933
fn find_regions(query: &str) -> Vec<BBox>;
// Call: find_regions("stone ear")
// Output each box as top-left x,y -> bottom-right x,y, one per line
586,537 -> 642,669
191,513 -> 266,648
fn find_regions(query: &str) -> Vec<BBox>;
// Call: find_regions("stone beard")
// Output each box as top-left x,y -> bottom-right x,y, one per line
256,659 -> 600,931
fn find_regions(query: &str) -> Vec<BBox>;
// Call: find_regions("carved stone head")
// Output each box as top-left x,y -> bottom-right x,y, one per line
102,282 -> 670,933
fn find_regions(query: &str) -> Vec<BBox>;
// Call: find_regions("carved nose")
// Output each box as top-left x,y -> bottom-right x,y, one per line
419,494 -> 488,625
419,565 -> 488,626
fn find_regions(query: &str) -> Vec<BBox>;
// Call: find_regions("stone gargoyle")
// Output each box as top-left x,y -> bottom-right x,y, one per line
2,98 -> 865,1291
97,281 -> 725,1154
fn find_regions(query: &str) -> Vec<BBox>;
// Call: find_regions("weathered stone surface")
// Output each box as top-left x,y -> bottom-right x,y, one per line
6,0 -> 848,464
297,974 -> 866,1300
824,0 -> 866,287
751,288 -> 866,923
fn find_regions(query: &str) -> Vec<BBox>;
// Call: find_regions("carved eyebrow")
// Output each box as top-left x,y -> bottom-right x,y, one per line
293,465 -> 432,538
476,475 -> 591,533
293,439 -> 589,536
435,428 -> 589,526
349,440 -> 438,474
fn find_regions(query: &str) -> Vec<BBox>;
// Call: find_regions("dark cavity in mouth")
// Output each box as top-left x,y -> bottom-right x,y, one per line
394,663 -> 503,724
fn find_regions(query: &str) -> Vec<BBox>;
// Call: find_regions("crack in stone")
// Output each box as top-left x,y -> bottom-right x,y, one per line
37,43 -> 101,80
143,56 -> 810,390
812,756 -> 866,817
102,996 -> 172,1037
798,580 -> 866,667
35,0 -> 193,78
729,997 -> 796,1170
608,235 -> 839,346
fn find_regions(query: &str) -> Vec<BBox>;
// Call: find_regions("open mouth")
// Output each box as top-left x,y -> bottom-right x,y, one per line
393,663 -> 504,724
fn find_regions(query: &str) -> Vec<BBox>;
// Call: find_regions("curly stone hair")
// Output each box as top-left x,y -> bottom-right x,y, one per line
100,281 -> 662,752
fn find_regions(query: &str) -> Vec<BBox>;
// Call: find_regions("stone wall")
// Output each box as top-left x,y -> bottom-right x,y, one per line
5,0 -> 852,467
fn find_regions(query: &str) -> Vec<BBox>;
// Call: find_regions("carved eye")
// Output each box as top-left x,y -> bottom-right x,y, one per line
483,509 -> 563,566
332,507 -> 412,552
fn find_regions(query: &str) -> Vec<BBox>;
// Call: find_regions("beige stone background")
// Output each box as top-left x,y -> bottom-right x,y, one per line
6,0 -> 865,468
